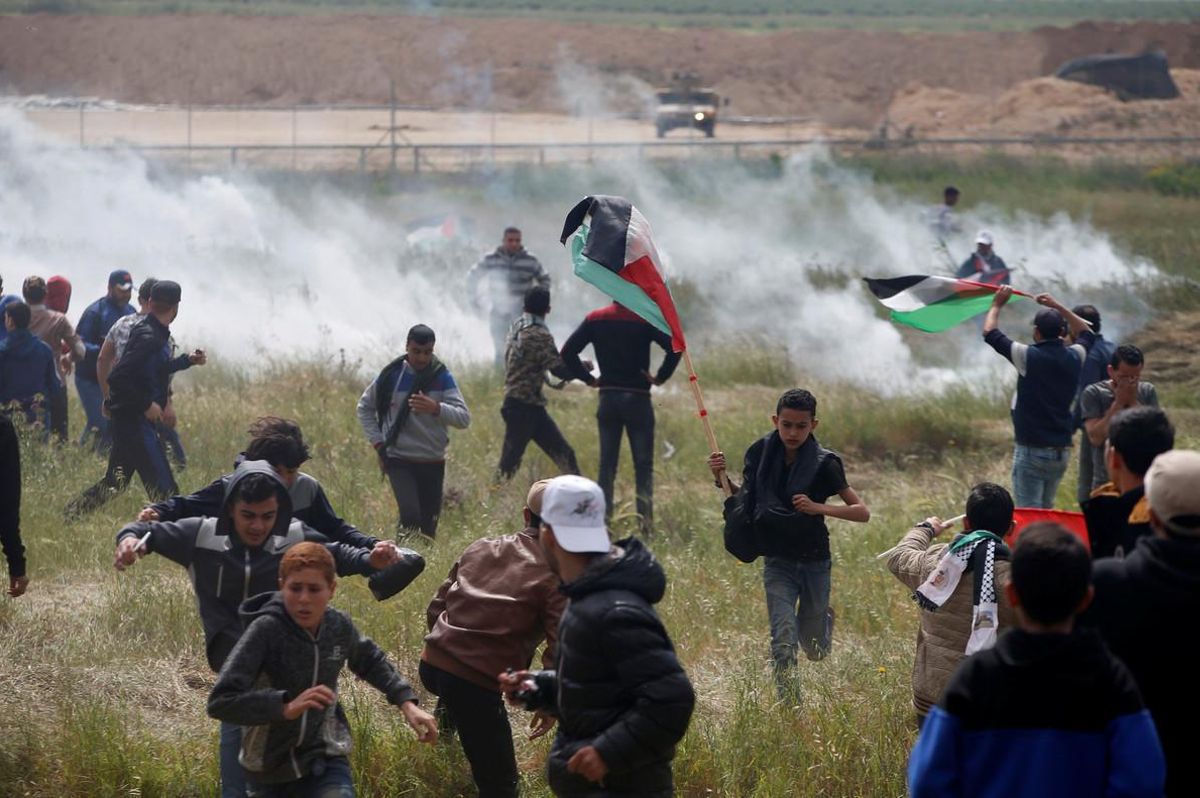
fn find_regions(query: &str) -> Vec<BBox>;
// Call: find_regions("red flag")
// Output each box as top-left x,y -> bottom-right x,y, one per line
1008,508 -> 1090,552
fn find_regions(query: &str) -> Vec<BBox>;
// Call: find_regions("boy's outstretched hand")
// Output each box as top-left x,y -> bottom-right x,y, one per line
400,701 -> 438,744
368,541 -> 403,570
283,686 -> 336,720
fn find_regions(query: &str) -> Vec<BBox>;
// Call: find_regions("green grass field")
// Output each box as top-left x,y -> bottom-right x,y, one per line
1,155 -> 1198,795
8,0 -> 1199,30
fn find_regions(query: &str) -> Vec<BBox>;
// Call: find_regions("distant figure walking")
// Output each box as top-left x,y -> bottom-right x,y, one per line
467,226 -> 551,366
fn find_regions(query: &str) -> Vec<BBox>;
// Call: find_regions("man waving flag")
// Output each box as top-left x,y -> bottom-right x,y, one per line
560,195 -> 733,499
864,274 -> 1031,333
559,195 -> 686,353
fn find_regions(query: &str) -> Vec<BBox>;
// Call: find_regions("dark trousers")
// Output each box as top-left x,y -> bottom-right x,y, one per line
67,413 -> 178,516
47,383 -> 68,442
419,661 -> 519,798
385,458 -> 444,538
596,390 -> 655,529
497,400 -> 579,480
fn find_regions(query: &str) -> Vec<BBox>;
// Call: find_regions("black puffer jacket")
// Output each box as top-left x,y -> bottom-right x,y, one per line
546,537 -> 695,797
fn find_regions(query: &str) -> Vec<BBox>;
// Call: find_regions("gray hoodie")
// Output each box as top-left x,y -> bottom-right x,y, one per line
115,460 -> 378,671
207,591 -> 417,785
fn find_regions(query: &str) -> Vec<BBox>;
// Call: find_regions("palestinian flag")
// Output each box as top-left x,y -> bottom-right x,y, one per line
560,195 -> 686,352
863,275 -> 1026,333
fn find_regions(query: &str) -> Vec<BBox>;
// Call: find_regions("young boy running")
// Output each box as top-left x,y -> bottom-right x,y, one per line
357,324 -> 471,538
208,542 -> 437,797
908,523 -> 1165,798
113,460 -> 404,798
708,388 -> 870,698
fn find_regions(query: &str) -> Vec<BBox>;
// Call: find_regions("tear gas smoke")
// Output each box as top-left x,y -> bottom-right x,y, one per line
0,108 -> 1157,391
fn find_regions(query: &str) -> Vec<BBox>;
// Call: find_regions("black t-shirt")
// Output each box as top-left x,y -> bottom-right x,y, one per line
744,437 -> 849,562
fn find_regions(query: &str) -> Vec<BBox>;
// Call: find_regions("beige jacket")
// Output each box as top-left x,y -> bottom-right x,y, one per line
28,305 -> 83,378
886,525 -> 1016,716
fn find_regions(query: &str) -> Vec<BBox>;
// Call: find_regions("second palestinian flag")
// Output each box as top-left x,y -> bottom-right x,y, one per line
560,195 -> 687,352
863,274 -> 1024,333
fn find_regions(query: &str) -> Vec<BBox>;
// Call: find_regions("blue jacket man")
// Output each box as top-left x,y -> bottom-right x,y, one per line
74,270 -> 135,451
0,302 -> 60,424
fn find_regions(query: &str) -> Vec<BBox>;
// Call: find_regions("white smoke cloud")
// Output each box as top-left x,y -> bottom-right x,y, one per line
0,108 -> 1158,392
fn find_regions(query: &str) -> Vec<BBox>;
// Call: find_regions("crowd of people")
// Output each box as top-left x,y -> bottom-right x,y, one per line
0,219 -> 1195,798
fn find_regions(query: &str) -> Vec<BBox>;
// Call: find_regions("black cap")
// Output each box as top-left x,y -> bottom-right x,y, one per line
150,280 -> 182,305
1033,308 -> 1065,338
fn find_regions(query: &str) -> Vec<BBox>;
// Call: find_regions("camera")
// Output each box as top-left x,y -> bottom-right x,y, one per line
508,669 -> 554,711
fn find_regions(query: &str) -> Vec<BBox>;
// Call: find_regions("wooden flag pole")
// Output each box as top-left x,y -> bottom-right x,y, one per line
683,349 -> 734,497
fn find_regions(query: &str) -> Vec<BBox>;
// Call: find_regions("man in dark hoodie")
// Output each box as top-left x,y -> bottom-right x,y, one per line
67,280 -> 203,516
208,542 -> 437,796
1084,449 -> 1200,798
499,475 -> 695,797
0,301 -> 60,425
139,416 -> 379,553
113,460 -> 406,798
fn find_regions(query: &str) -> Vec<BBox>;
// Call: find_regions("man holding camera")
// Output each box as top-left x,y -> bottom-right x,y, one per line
499,475 -> 695,797
420,480 -> 566,798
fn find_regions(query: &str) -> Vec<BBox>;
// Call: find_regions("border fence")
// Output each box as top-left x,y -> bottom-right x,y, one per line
17,102 -> 1200,172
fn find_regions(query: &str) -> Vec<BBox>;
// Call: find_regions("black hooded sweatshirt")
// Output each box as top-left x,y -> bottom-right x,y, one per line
115,460 -> 379,671
1082,534 -> 1200,797
541,537 -> 695,797
207,592 -> 418,785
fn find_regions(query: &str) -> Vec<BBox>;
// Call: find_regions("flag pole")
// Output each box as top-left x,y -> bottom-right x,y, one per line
683,349 -> 734,497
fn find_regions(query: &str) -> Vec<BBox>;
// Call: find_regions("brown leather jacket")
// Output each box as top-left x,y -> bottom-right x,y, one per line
423,527 -> 566,691
886,525 -> 1016,716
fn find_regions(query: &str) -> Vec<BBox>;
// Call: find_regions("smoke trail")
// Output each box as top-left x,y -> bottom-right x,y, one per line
0,108 -> 1157,391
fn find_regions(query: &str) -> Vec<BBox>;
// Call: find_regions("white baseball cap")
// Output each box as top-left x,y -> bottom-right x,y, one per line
540,475 -> 610,553
976,230 -> 994,246
1145,450 -> 1200,537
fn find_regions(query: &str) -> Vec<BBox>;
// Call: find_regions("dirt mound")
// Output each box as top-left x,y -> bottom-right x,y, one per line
886,69 -> 1200,138
1,15 -> 1197,130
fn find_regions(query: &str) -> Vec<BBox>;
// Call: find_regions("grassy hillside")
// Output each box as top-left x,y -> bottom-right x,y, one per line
0,156 -> 1197,794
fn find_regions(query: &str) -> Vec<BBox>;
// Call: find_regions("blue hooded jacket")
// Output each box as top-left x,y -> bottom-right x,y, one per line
0,329 -> 60,406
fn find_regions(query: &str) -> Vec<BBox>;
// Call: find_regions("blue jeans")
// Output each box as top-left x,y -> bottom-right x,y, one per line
1011,443 -> 1071,508
157,420 -> 187,468
247,756 -> 355,798
597,390 -> 656,530
75,376 -> 110,453
219,722 -> 246,798
762,557 -> 833,677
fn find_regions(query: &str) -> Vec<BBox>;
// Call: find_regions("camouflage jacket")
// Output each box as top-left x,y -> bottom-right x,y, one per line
504,315 -> 573,406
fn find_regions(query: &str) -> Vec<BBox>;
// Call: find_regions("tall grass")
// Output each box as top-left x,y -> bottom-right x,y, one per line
3,353 -> 1193,796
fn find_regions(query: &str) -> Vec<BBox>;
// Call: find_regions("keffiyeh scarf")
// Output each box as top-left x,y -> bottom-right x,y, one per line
914,530 -> 1010,655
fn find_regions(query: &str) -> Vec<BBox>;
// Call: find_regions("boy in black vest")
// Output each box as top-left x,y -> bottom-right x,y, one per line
708,389 -> 870,699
